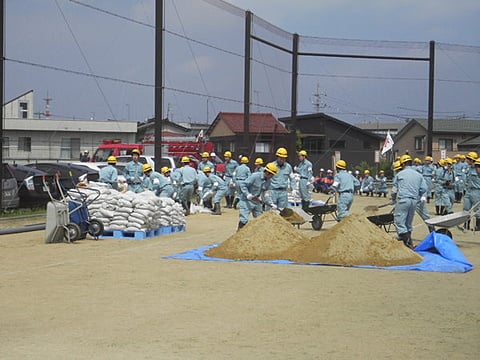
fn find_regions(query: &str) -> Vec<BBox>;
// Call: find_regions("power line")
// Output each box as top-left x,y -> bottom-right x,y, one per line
55,0 -> 116,119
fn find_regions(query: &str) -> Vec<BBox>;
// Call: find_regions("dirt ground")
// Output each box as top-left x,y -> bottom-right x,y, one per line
1,193 -> 479,360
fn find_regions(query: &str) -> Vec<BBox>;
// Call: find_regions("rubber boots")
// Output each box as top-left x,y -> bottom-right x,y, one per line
237,221 -> 245,231
301,200 -> 310,211
224,196 -> 233,208
233,198 -> 240,209
212,202 -> 221,215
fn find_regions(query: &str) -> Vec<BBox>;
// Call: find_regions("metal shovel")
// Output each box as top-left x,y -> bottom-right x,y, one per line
364,201 -> 394,212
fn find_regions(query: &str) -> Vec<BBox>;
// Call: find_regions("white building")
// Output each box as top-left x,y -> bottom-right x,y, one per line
2,90 -> 137,164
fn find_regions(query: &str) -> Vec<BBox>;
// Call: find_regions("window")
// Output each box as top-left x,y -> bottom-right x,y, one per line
18,137 -> 31,152
415,136 -> 424,151
303,138 -> 325,154
329,140 -> 345,149
60,138 -> 81,159
255,142 -> 271,153
438,138 -> 453,151
19,102 -> 28,119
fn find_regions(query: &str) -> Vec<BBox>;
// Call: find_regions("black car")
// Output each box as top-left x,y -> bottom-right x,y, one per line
26,162 -> 99,191
1,163 -> 20,209
8,164 -> 58,207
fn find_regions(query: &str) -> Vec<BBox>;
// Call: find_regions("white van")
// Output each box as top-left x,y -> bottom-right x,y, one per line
115,155 -> 176,171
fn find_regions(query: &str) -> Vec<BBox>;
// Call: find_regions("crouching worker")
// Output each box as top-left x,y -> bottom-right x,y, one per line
237,162 -> 277,230
141,164 -> 163,194
203,166 -> 227,215
98,156 -> 119,190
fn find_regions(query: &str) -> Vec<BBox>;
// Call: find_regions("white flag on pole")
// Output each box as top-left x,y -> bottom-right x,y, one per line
196,129 -> 204,142
381,130 -> 394,155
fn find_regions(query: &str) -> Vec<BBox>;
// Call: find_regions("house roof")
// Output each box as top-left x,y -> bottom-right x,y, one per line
280,112 -> 383,140
207,112 -> 289,135
395,118 -> 480,139
3,89 -> 34,105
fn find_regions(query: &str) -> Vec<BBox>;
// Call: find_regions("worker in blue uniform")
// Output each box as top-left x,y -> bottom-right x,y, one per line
269,147 -> 294,210
330,159 -> 355,221
295,150 -> 313,210
232,156 -> 252,209
391,154 -> 428,248
223,151 -> 238,208
237,162 -> 278,230
123,149 -> 144,193
203,166 -> 227,215
98,156 -> 119,189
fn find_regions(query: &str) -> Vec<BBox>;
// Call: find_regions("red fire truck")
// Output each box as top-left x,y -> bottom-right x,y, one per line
91,139 -> 216,163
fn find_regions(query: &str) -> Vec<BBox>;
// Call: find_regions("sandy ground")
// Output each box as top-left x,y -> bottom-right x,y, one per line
1,193 -> 479,360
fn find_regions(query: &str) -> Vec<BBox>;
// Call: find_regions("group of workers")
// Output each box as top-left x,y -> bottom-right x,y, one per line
97,147 -> 480,241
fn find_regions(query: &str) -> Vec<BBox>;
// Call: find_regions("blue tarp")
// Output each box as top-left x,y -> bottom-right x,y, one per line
164,232 -> 474,273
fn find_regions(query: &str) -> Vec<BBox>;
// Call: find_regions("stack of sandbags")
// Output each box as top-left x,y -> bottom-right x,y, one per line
67,185 -> 185,232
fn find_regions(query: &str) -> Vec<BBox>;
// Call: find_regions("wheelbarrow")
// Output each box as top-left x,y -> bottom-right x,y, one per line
302,196 -> 338,230
367,211 -> 396,233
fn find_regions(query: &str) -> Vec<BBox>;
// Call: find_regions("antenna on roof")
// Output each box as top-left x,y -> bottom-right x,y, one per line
311,82 -> 326,113
43,92 -> 52,118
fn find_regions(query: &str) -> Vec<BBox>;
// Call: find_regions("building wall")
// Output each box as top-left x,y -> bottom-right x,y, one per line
2,118 -> 137,164
296,118 -> 380,172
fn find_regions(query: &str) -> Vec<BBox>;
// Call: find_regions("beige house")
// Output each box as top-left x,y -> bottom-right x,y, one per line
393,118 -> 480,161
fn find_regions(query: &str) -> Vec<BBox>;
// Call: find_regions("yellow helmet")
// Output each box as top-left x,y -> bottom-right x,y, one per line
424,156 -> 433,162
460,154 -> 466,160
181,156 -> 190,163
393,160 -> 402,171
142,164 -> 152,173
379,170 -> 385,174
364,169 -> 370,175
264,162 -> 278,175
454,154 -> 462,159
240,156 -> 249,164
336,160 -> 347,170
414,157 -> 422,164
161,166 -> 170,174
107,156 -> 117,164
438,159 -> 446,166
201,152 -> 209,158
275,147 -> 288,158
475,158 -> 480,166
444,157 -> 453,165
203,166 -> 212,173
298,150 -> 307,156
131,149 -> 141,155
466,152 -> 478,161
254,157 -> 264,165
224,151 -> 232,158
400,154 -> 412,164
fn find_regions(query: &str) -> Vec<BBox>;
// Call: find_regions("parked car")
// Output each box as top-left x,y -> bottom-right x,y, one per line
1,163 -> 20,209
71,161 -> 127,186
7,164 -> 58,207
115,155 -> 176,171
26,162 -> 99,190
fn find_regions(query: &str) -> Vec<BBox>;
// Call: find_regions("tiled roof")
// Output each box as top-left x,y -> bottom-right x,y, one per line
215,112 -> 289,134
415,118 -> 480,132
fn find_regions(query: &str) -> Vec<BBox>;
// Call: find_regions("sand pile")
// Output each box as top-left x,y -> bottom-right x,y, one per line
283,214 -> 423,266
206,211 -> 423,267
206,211 -> 308,260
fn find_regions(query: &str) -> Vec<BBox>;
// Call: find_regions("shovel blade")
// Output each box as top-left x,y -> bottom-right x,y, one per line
279,207 -> 294,217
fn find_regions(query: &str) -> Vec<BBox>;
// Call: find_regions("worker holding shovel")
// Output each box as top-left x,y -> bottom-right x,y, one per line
330,159 -> 355,221
391,154 -> 428,248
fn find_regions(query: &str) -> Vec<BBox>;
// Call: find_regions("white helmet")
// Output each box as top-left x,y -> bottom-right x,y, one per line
84,150 -> 89,154
210,152 -> 216,157
320,168 -> 325,172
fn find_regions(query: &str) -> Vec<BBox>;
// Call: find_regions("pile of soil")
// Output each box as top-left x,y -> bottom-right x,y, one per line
206,212 -> 423,267
206,211 -> 308,261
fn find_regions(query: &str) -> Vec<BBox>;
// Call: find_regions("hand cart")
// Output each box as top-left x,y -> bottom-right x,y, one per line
367,211 -> 396,233
424,201 -> 480,240
44,174 -> 104,243
303,196 -> 338,230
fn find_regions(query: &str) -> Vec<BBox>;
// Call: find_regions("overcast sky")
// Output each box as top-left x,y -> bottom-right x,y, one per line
5,0 -> 480,125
